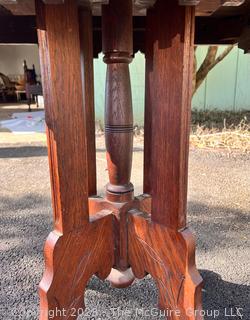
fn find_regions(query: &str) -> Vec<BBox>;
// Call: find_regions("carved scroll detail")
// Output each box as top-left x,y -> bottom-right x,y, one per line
39,215 -> 114,319
136,235 -> 185,308
128,212 -> 203,319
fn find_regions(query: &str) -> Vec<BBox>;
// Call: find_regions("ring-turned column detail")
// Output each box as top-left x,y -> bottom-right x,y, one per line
102,0 -> 134,203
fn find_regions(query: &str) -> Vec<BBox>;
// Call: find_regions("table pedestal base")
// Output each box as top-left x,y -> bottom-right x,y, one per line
39,195 -> 203,319
35,0 -> 203,318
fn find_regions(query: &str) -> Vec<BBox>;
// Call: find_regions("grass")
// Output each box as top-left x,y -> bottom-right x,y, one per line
190,110 -> 250,153
97,110 -> 250,153
132,110 -> 250,153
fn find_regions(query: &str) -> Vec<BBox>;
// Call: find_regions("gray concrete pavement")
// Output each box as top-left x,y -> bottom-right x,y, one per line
0,141 -> 249,319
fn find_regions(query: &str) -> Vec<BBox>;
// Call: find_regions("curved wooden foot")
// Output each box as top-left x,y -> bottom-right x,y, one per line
39,214 -> 114,320
128,212 -> 203,320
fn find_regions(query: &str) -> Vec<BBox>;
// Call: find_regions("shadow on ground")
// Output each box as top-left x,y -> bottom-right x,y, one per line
84,269 -> 249,319
188,201 -> 249,252
0,146 -> 144,158
0,192 -> 249,319
0,146 -> 47,158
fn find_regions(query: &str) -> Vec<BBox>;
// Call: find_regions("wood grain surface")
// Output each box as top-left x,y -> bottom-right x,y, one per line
35,0 -> 202,318
128,212 -> 203,320
36,0 -> 89,233
36,1 -> 113,318
79,8 -> 97,196
144,0 -> 195,230
102,0 -> 134,202
39,214 -> 114,319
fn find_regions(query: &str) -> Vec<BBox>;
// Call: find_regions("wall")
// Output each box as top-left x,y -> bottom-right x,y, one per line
193,46 -> 250,112
95,47 -> 250,125
0,44 -> 40,76
1,44 -> 250,125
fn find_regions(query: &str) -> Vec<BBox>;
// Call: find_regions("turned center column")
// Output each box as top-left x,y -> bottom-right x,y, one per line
102,0 -> 134,203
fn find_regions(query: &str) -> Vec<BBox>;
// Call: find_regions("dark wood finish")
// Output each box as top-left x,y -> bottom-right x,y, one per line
23,60 -> 37,85
102,0 -> 134,202
128,211 -> 203,319
195,16 -> 245,45
144,0 -> 195,229
238,26 -> 250,53
79,8 -> 97,196
36,0 -> 113,318
0,4 -> 11,15
43,0 -> 64,3
23,60 -> 39,111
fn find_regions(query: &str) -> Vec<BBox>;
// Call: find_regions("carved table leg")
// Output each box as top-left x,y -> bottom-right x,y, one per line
36,1 -> 113,318
129,0 -> 203,318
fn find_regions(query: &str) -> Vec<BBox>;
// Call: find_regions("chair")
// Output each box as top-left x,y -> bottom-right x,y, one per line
23,60 -> 43,111
0,72 -> 17,101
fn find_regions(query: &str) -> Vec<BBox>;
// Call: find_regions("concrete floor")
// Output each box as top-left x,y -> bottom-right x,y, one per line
0,138 -> 249,319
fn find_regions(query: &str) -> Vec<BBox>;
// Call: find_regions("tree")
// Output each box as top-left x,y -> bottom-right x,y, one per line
193,45 -> 234,96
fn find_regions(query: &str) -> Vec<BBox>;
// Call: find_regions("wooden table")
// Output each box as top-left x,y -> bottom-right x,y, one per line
1,0 -> 249,319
